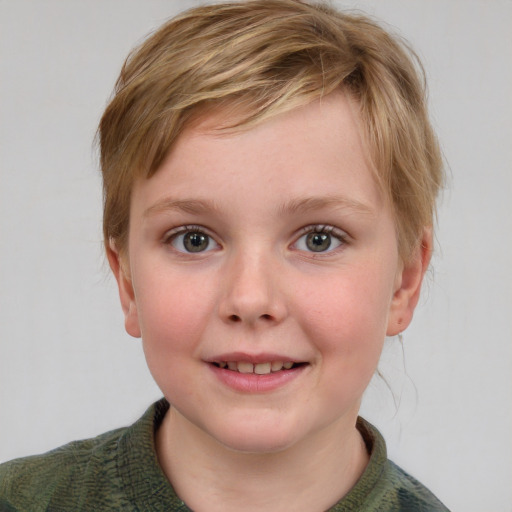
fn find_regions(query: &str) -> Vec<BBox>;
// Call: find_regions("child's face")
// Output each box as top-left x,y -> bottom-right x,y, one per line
111,92 -> 427,453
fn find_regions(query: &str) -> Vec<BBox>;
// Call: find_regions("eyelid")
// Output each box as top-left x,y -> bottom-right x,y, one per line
162,224 -> 221,253
162,224 -> 210,243
292,224 -> 349,253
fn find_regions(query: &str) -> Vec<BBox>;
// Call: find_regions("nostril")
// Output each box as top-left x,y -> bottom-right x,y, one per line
229,314 -> 241,322
261,314 -> 272,320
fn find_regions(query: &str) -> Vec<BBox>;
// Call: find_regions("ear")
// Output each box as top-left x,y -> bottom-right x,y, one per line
107,240 -> 142,338
386,228 -> 432,336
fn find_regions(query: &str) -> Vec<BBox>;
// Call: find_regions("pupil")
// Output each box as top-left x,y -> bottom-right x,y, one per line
306,232 -> 331,252
184,232 -> 208,252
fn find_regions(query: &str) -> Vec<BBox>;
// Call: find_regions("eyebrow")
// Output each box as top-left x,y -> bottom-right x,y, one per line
144,195 -> 375,218
144,198 -> 221,218
277,195 -> 376,217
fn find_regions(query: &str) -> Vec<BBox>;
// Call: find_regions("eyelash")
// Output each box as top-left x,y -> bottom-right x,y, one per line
162,225 -> 219,253
293,225 -> 348,254
163,224 -> 208,239
161,224 -> 348,255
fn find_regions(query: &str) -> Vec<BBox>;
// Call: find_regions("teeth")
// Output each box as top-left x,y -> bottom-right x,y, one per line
254,362 -> 271,375
271,361 -> 284,371
216,361 -> 297,373
237,362 -> 254,374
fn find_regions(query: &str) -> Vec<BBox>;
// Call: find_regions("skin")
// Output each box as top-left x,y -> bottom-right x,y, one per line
109,92 -> 431,511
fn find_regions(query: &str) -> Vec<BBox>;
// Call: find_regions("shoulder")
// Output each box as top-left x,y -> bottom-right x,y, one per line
0,400 -> 170,512
336,417 -> 450,512
379,460 -> 450,511
0,426 -> 126,511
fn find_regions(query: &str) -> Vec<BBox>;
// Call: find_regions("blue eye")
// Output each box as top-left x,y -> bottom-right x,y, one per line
167,228 -> 218,253
294,226 -> 345,253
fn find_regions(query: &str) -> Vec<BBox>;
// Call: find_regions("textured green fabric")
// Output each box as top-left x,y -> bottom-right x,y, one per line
0,400 -> 449,511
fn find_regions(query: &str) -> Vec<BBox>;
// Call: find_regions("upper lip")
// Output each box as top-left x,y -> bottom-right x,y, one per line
204,352 -> 304,364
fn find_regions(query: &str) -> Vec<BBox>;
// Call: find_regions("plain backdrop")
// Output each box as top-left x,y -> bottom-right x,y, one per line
1,1 -> 511,511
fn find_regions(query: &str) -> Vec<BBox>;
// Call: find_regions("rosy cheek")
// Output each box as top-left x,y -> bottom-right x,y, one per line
298,272 -> 388,350
136,274 -> 214,347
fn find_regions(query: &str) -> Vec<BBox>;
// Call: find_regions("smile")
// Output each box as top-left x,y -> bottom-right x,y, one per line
212,361 -> 304,374
207,356 -> 309,392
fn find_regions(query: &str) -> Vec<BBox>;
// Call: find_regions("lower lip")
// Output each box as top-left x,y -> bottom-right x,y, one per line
208,364 -> 307,393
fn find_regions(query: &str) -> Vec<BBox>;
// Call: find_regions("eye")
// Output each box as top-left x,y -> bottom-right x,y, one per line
294,226 -> 346,253
165,227 -> 218,253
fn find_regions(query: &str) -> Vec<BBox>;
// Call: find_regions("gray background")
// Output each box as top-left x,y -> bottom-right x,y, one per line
1,1 -> 511,510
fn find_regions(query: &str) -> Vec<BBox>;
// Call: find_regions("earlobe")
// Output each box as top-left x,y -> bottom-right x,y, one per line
107,239 -> 142,338
386,228 -> 432,336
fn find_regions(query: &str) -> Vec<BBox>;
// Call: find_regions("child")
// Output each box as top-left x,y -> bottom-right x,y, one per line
0,1 -> 449,510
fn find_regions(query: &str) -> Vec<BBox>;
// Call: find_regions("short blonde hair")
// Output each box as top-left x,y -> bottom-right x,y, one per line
99,0 -> 443,261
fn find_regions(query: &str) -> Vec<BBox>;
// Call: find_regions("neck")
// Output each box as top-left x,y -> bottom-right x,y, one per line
156,408 -> 369,512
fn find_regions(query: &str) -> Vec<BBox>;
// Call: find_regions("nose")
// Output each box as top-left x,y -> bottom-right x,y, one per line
218,250 -> 287,326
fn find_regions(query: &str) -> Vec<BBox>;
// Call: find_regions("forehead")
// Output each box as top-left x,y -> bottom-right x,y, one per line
131,92 -> 385,219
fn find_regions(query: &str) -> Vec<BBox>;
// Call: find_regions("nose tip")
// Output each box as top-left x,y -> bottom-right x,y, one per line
223,294 -> 285,326
219,255 -> 287,326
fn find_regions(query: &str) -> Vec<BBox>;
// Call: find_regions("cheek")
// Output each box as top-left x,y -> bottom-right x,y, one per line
295,264 -> 394,367
133,271 -> 219,402
134,270 -> 217,356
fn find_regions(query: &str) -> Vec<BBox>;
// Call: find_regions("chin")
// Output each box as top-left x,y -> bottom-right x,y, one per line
218,433 -> 298,455
208,416 -> 306,455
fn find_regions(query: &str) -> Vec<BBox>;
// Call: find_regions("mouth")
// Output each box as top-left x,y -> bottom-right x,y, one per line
211,361 -> 307,375
207,355 -> 309,392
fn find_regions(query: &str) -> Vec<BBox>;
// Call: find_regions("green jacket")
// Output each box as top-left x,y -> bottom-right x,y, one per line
0,399 -> 449,511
